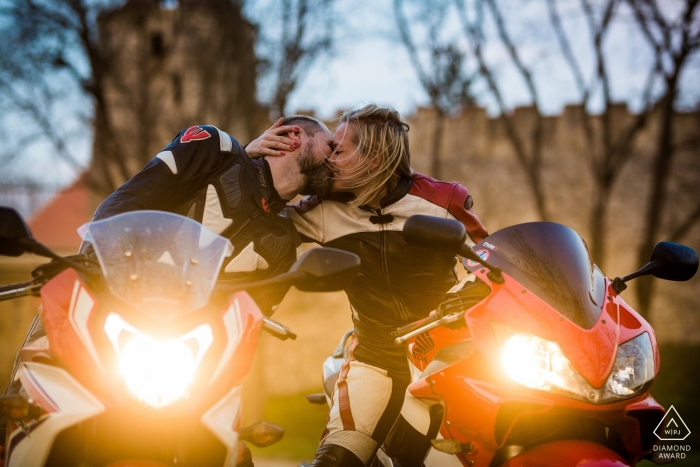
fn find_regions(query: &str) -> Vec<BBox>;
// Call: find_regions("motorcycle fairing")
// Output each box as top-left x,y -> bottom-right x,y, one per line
422,368 -> 659,466
470,222 -> 606,330
464,272 -> 620,389
7,362 -> 105,467
498,440 -> 630,466
202,291 -> 264,403
40,269 -> 115,400
39,266 -> 264,408
406,327 -> 662,465
200,385 -> 243,467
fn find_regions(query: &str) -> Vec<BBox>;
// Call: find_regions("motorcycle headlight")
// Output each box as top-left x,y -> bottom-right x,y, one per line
501,333 -> 654,404
604,333 -> 654,397
502,334 -> 586,395
104,313 -> 213,408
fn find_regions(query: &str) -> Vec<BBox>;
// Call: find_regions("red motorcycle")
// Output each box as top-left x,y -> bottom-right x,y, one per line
385,215 -> 697,466
0,207 -> 359,467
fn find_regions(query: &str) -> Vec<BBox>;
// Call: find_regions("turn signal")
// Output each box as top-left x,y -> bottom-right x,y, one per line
239,421 -> 285,447
430,439 -> 462,454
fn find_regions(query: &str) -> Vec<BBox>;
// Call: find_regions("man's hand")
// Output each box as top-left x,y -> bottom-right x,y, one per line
245,118 -> 302,158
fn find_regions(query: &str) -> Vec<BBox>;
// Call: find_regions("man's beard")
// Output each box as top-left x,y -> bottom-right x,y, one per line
298,145 -> 333,197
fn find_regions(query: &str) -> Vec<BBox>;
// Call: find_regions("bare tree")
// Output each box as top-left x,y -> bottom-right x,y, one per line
455,0 -> 551,221
250,0 -> 336,118
393,0 -> 476,180
0,0 -> 122,194
452,0 -> 685,273
628,0 -> 700,317
544,0 -> 664,268
1,0 -> 265,199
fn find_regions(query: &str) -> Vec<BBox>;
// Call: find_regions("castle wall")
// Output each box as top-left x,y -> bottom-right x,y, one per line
91,0 -> 268,193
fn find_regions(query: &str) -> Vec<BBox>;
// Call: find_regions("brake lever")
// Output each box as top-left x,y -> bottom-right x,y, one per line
262,317 -> 297,341
394,311 -> 466,346
0,283 -> 43,302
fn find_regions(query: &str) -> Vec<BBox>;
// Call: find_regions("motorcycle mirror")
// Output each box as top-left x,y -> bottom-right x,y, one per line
403,215 -> 466,254
290,247 -> 361,292
0,206 -> 42,257
403,215 -> 505,284
649,241 -> 698,281
612,242 -> 698,294
239,420 -> 284,447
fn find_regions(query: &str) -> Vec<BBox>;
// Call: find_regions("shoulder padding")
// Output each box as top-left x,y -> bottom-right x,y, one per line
409,173 -> 488,243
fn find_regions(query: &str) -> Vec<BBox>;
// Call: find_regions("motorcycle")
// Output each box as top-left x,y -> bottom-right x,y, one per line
0,207 -> 359,467
314,215 -> 697,467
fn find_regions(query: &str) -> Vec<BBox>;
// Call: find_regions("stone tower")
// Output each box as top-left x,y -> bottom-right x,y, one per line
91,0 -> 267,194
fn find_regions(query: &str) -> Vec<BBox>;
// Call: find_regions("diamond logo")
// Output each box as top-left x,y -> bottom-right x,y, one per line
654,405 -> 691,441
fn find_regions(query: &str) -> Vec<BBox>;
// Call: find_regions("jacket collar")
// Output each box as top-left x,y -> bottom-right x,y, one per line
377,175 -> 413,208
252,158 -> 287,214
319,175 -> 413,210
358,175 -> 413,211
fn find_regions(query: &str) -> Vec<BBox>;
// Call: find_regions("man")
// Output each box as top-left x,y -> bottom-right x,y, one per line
0,117 -> 335,463
93,118 -> 335,305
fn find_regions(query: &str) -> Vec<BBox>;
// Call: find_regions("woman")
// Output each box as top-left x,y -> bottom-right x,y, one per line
248,104 -> 488,467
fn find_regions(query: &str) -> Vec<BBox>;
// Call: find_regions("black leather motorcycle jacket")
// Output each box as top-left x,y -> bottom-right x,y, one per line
289,173 -> 488,375
93,125 -> 301,311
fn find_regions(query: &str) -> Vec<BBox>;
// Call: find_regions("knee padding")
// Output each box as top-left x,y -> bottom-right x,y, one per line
310,443 -> 365,467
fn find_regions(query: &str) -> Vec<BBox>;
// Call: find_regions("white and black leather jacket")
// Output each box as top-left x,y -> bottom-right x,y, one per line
289,173 -> 488,375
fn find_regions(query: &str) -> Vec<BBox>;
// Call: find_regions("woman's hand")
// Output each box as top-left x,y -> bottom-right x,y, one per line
245,118 -> 302,158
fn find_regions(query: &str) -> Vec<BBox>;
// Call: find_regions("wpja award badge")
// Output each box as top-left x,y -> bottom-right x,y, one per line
652,405 -> 691,461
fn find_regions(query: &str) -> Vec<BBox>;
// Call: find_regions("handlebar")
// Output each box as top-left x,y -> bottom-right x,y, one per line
0,281 -> 34,294
394,311 -> 466,345
262,317 -> 297,341
0,282 -> 41,302
392,313 -> 440,338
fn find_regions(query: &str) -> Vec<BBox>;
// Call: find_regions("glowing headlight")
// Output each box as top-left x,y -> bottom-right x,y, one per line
502,334 -> 583,394
105,313 -> 213,408
501,333 -> 654,404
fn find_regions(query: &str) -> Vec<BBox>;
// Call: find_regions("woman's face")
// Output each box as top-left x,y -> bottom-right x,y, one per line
330,122 -> 362,193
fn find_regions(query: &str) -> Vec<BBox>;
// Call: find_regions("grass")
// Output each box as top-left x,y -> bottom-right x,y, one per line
248,391 -> 328,462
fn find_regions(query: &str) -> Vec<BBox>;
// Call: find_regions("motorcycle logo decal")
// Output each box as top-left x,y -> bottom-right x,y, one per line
655,405 -> 691,441
412,332 -> 435,364
467,249 -> 490,267
180,126 -> 212,143
414,332 -> 435,354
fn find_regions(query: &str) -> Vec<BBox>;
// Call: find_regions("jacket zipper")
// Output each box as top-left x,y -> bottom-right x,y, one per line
223,210 -> 262,247
375,207 -> 409,322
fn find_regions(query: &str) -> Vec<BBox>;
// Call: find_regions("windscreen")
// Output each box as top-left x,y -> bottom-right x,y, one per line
78,211 -> 233,321
469,222 -> 606,329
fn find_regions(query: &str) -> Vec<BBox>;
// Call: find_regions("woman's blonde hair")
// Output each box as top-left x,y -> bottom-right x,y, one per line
337,104 -> 412,207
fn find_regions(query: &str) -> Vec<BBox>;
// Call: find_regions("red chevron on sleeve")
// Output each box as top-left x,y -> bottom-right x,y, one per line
409,173 -> 488,243
180,126 -> 212,143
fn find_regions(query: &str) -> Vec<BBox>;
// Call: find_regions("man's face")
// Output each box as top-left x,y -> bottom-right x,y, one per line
297,128 -> 335,197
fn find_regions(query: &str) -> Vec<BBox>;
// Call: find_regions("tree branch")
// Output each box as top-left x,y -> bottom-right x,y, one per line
546,0 -> 586,97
